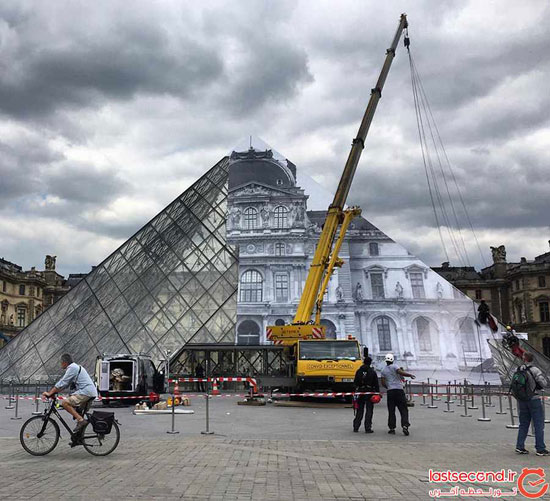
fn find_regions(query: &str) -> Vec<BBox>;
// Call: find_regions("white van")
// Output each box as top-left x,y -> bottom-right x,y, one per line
94,354 -> 164,404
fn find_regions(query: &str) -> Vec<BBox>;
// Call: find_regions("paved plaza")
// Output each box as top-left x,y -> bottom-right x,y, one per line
1,392 -> 548,500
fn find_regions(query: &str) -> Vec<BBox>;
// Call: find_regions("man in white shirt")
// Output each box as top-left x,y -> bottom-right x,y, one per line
42,353 -> 98,432
381,353 -> 415,436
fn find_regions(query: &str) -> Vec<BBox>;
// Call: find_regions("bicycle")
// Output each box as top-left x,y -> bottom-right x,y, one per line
20,395 -> 120,456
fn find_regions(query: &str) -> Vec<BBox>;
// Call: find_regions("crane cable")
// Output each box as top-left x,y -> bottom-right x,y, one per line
409,57 -> 467,266
410,56 -> 471,266
406,36 -> 487,268
411,62 -> 488,268
406,34 -> 450,264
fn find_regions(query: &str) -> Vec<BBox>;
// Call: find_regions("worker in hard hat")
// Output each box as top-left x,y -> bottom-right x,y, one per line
352,356 -> 380,433
381,353 -> 416,436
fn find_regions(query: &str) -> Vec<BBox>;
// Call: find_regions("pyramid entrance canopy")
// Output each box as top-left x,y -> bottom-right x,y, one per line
0,158 -> 238,382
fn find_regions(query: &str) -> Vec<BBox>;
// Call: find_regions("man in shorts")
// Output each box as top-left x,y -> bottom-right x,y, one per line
42,353 -> 98,432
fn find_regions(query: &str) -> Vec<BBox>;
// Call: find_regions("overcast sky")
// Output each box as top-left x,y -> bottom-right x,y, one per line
1,0 -> 549,276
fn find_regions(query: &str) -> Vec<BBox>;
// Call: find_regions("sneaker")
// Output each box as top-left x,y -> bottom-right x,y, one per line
73,419 -> 88,433
402,426 -> 409,436
388,429 -> 395,434
536,449 -> 549,456
515,448 -> 529,454
353,429 -> 358,433
365,429 -> 374,434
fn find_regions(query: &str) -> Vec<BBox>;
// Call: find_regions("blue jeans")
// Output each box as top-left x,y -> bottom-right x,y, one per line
516,398 -> 546,452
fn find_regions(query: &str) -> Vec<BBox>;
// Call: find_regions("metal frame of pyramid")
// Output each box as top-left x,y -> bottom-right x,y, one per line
0,157 -> 238,383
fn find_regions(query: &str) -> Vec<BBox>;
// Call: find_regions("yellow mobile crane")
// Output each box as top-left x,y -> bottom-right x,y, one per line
267,14 -> 409,393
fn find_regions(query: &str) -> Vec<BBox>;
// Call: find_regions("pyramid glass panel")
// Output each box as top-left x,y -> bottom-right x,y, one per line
0,158 -> 238,382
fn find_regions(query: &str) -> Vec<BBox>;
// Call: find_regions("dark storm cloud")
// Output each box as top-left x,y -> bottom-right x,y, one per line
227,40 -> 313,114
0,6 -> 224,119
0,134 -> 63,202
347,146 -> 550,236
45,161 -> 129,205
0,2 -> 313,121
0,0 -> 548,274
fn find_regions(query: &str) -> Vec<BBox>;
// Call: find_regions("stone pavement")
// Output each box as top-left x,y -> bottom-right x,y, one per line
1,394 -> 548,500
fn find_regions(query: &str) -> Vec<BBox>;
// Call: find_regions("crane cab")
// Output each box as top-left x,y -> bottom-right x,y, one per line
295,338 -> 362,392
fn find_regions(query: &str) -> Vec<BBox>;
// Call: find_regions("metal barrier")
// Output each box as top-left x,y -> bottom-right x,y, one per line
443,384 -> 454,413
427,384 -> 437,409
468,385 -> 478,410
10,393 -> 21,420
460,391 -> 471,418
32,380 -> 42,415
4,378 -> 549,437
166,392 -> 180,435
505,395 -> 519,429
5,380 -> 14,410
477,385 -> 491,422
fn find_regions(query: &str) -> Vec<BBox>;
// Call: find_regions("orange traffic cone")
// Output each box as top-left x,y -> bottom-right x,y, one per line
211,378 -> 220,396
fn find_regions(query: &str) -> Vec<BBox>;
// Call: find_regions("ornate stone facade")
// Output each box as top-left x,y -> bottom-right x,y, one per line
0,258 -> 46,345
435,243 -> 550,358
0,256 -> 83,346
228,147 -> 495,372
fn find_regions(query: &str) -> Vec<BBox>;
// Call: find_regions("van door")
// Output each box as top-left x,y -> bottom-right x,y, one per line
143,359 -> 155,392
131,359 -> 138,392
99,361 -> 110,391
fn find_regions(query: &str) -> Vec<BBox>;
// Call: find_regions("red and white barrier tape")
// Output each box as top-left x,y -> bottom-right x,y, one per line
167,378 -> 213,383
3,392 -> 549,400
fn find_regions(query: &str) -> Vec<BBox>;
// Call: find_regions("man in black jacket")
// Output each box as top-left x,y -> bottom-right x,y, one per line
353,356 -> 380,433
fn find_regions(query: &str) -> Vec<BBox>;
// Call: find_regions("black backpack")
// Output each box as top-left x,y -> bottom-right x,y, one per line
510,366 -> 537,401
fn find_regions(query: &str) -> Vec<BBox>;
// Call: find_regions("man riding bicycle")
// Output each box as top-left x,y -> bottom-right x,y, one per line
42,353 -> 98,432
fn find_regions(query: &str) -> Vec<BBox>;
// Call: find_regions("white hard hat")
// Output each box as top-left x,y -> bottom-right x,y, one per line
385,353 -> 395,363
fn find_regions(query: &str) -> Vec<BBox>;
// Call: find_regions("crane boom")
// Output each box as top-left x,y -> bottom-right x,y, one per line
267,14 -> 408,344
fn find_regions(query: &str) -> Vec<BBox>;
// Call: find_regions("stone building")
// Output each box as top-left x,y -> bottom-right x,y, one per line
0,255 -> 83,346
228,147 -> 495,372
0,258 -> 46,345
433,243 -> 550,357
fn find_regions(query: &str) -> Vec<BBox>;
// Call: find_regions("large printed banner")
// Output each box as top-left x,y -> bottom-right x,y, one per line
228,145 -> 509,384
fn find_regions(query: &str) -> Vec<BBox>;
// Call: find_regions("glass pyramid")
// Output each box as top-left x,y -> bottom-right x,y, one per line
0,158 -> 238,382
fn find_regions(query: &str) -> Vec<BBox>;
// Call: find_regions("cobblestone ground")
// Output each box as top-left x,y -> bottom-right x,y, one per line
1,394 -> 548,500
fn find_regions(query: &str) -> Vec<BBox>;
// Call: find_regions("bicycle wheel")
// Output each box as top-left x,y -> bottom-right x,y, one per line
20,416 -> 60,456
82,421 -> 120,456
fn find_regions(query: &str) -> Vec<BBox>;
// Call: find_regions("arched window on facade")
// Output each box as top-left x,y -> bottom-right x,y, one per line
376,316 -> 392,351
275,318 -> 286,326
458,317 -> 478,352
320,319 -> 337,339
275,242 -> 286,256
239,270 -> 263,302
244,207 -> 258,230
237,320 -> 260,345
274,206 -> 288,229
415,317 -> 432,352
